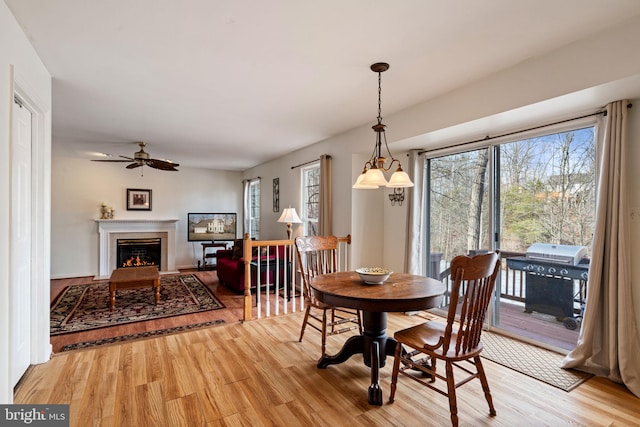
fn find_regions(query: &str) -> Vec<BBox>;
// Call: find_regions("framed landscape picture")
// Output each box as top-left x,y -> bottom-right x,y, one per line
126,188 -> 152,211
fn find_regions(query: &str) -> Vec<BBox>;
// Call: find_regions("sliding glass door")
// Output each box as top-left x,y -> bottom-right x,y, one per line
425,123 -> 596,351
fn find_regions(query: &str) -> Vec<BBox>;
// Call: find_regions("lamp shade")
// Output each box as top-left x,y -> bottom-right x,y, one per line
360,168 -> 388,187
352,172 -> 379,189
386,170 -> 414,188
277,207 -> 302,224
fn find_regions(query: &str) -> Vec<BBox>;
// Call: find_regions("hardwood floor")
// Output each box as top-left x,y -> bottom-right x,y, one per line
51,269 -> 580,353
16,307 -> 640,426
49,270 -> 244,353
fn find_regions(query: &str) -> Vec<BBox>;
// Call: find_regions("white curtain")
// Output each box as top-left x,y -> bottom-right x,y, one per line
319,154 -> 332,236
562,100 -> 640,398
405,149 -> 425,275
242,179 -> 251,236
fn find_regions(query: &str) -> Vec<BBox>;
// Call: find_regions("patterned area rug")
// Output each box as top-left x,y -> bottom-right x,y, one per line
60,319 -> 226,351
51,274 -> 224,335
481,331 -> 592,391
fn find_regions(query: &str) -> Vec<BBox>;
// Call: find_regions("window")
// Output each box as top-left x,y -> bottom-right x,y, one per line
249,180 -> 260,239
301,163 -> 320,236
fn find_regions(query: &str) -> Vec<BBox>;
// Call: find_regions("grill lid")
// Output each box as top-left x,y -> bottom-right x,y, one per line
526,243 -> 588,266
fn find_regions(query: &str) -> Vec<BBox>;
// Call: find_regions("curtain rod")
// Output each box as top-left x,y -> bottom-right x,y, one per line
417,107 -> 626,155
291,158 -> 320,169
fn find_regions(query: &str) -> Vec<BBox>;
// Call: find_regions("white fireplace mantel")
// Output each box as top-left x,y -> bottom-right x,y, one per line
96,219 -> 179,277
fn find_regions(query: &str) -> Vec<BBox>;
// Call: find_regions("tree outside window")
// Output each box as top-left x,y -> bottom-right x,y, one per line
301,164 -> 319,236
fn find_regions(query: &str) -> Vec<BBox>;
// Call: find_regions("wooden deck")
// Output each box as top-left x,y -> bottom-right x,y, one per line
491,300 -> 579,351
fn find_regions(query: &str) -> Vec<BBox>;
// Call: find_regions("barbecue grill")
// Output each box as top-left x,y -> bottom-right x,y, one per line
506,243 -> 589,330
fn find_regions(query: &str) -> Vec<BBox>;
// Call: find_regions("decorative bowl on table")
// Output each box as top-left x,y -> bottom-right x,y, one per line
356,267 -> 393,284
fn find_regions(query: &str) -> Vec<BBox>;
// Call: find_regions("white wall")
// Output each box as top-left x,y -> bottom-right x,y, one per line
51,156 -> 242,278
3,5 -> 640,406
0,1 -> 52,403
244,17 -> 640,319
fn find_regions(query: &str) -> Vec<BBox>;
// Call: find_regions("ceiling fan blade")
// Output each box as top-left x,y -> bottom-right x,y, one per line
126,162 -> 143,169
146,158 -> 179,171
91,159 -> 133,163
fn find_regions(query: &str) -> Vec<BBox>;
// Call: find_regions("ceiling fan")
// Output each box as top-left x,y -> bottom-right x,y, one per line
91,142 -> 179,171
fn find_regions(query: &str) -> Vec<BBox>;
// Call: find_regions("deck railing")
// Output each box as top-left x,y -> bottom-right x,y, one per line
241,234 -> 352,320
438,251 -> 584,312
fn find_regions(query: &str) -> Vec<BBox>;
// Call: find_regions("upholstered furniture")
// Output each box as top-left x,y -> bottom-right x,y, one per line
389,251 -> 501,426
216,240 -> 286,293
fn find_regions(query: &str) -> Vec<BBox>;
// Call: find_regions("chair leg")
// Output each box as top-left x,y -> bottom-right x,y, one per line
357,310 -> 363,334
445,361 -> 459,427
330,309 -> 336,334
298,305 -> 312,342
474,356 -> 496,416
389,342 -> 403,402
321,309 -> 328,356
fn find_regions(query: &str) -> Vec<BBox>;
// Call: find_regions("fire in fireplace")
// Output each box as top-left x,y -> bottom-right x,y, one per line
117,238 -> 161,269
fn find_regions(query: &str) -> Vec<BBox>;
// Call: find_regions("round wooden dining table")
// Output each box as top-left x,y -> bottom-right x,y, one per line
309,271 -> 445,405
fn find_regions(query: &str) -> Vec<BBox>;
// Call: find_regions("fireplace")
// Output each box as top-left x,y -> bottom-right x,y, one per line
117,238 -> 161,269
96,219 -> 178,277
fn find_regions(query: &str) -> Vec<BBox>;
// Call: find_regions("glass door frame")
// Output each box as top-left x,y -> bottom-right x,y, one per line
424,115 -> 598,345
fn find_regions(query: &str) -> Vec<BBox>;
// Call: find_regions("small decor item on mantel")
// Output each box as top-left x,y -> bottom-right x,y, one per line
100,203 -> 115,219
127,188 -> 152,211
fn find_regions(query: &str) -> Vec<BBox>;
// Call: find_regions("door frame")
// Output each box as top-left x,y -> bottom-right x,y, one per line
4,67 -> 52,399
423,116 -> 598,350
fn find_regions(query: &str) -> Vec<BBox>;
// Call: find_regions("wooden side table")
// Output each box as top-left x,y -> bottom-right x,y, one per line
108,266 -> 160,310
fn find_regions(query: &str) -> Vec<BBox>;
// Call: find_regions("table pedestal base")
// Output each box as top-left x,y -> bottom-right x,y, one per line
317,312 -> 396,405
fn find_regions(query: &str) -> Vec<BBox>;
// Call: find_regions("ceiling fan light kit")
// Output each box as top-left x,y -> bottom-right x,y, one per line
91,142 -> 180,172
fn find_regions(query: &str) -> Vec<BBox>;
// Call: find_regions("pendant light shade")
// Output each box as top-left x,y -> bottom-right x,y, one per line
387,168 -> 414,188
360,168 -> 388,187
352,172 -> 379,189
353,62 -> 413,189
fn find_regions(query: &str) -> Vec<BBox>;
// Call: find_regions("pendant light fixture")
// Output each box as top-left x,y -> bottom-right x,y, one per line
353,62 -> 414,189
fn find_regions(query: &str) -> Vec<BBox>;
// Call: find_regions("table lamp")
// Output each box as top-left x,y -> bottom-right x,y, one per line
277,207 -> 302,239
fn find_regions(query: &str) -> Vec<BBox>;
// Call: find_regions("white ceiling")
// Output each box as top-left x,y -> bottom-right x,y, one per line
6,0 -> 640,170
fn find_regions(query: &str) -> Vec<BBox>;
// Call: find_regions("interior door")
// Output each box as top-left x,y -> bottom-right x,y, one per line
11,97 -> 32,387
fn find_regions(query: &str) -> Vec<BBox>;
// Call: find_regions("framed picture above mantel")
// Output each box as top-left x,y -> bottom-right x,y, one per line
126,188 -> 152,211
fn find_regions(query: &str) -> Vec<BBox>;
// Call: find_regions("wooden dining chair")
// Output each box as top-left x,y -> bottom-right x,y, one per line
389,251 -> 501,427
294,235 -> 362,356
